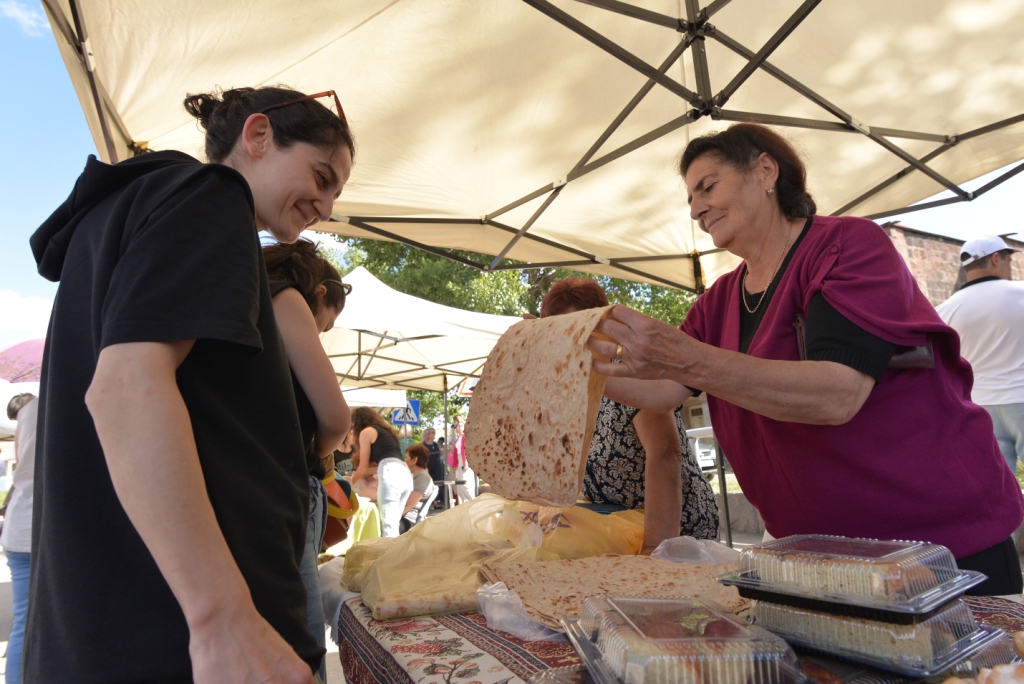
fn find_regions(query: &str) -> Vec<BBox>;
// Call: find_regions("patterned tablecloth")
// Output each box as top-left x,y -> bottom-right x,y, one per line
335,595 -> 1024,684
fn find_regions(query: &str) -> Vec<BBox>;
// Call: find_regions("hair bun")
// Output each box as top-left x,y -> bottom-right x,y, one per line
183,93 -> 221,128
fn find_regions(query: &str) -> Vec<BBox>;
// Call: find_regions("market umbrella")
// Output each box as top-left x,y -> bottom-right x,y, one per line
0,339 -> 44,384
322,266 -> 521,392
45,0 -> 1024,292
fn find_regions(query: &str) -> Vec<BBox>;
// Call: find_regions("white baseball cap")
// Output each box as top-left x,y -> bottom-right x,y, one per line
960,235 -> 1018,267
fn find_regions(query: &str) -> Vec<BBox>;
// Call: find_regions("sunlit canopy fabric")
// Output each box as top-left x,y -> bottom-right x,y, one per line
322,267 -> 521,391
340,387 -> 408,408
46,0 -> 1024,292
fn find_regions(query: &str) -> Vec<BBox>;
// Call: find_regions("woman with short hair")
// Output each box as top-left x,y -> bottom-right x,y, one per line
402,443 -> 437,528
589,122 -> 1024,595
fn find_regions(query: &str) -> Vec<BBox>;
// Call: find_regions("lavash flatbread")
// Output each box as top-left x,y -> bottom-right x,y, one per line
466,306 -> 613,506
480,554 -> 748,631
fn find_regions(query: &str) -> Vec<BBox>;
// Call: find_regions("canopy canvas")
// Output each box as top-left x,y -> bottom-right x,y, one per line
323,266 -> 521,392
340,387 -> 408,409
46,0 -> 1024,292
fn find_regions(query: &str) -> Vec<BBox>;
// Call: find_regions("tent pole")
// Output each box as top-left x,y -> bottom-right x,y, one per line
65,0 -> 118,163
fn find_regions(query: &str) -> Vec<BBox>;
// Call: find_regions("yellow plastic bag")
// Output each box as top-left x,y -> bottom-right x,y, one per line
518,502 -> 644,559
359,495 -> 554,619
353,494 -> 646,620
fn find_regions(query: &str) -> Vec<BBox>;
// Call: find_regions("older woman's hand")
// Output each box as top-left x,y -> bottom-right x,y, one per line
588,305 -> 702,380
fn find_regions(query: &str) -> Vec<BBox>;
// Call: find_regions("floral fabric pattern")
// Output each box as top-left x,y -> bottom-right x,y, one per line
339,597 -> 579,684
583,397 -> 720,539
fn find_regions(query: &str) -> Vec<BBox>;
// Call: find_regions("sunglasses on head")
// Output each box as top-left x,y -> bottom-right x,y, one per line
323,279 -> 352,297
259,90 -> 347,126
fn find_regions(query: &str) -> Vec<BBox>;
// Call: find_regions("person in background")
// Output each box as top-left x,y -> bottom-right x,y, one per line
936,236 -> 1024,476
264,238 -> 352,681
28,85 -> 353,683
350,407 -> 413,537
420,427 -> 445,484
401,443 -> 437,530
1,393 -> 37,684
541,279 -> 720,551
447,415 -> 477,505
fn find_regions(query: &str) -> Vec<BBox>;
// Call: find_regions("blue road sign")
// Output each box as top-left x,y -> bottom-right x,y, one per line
392,399 -> 421,425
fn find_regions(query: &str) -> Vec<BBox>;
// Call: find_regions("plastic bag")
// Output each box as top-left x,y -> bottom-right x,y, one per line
477,582 -> 564,641
357,494 -> 647,620
342,537 -> 394,591
359,495 -> 554,619
517,502 -> 644,559
650,535 -> 740,564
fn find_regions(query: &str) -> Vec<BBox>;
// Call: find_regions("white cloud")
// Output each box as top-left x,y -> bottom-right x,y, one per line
0,290 -> 52,343
0,1 -> 48,37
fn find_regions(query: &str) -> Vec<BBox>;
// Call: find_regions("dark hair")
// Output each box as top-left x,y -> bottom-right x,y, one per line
965,248 -> 1015,273
6,393 -> 35,421
680,123 -> 816,220
183,86 -> 355,163
264,238 -> 347,316
406,443 -> 430,469
351,406 -> 399,442
540,278 -> 609,317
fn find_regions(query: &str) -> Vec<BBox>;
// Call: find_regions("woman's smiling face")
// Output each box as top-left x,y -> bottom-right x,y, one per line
251,141 -> 352,244
228,113 -> 353,244
685,152 -> 772,253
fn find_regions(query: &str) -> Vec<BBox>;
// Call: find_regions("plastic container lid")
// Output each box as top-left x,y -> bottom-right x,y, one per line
752,599 -> 1004,677
579,596 -> 803,684
718,535 -> 985,617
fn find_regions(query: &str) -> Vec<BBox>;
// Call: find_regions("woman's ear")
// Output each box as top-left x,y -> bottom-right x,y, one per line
757,152 -> 780,191
240,113 -> 274,159
314,283 -> 328,298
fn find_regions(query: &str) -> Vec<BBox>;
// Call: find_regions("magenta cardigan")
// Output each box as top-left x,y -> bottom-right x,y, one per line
682,215 -> 1023,558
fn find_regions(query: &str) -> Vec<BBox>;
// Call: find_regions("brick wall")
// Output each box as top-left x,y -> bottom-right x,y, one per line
882,222 -> 1024,306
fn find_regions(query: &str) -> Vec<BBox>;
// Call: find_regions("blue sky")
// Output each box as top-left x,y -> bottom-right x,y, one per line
1,1 -> 1022,350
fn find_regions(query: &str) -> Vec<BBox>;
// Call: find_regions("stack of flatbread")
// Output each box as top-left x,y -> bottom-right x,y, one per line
480,554 -> 749,631
466,306 -> 612,507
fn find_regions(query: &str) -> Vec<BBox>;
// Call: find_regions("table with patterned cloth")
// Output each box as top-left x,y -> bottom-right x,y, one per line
335,595 -> 1024,684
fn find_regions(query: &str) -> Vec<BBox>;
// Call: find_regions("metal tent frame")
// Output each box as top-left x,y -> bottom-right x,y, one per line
46,0 -> 1024,293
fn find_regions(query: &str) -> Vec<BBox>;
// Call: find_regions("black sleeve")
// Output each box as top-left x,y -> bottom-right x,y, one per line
100,168 -> 262,354
805,292 -> 895,382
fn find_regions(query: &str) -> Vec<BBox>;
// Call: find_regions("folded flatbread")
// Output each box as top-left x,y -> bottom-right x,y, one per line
466,306 -> 612,506
480,554 -> 748,631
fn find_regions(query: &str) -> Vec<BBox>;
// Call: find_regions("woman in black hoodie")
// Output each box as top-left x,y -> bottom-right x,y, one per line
28,88 -> 353,684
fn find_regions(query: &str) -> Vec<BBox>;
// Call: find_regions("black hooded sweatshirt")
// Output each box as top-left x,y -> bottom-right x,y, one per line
26,151 -> 322,682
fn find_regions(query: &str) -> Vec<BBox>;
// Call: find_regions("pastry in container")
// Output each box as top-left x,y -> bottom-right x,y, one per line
752,599 -> 1005,677
719,535 -> 985,619
580,596 -> 802,684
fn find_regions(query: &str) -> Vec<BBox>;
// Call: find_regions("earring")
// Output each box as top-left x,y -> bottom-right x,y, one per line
766,188 -> 775,195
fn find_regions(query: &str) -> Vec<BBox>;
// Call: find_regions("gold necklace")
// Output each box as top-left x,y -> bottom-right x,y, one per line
742,221 -> 794,314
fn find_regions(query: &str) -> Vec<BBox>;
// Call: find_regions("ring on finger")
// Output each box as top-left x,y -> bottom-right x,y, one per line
614,344 -> 623,361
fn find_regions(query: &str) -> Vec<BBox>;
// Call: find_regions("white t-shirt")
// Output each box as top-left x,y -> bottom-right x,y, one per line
935,278 -> 1024,406
1,397 -> 37,553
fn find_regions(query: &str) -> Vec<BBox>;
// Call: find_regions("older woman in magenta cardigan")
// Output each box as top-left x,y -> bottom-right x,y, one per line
589,122 -> 1024,595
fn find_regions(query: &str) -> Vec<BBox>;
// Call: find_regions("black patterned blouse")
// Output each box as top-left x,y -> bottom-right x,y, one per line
583,397 -> 720,540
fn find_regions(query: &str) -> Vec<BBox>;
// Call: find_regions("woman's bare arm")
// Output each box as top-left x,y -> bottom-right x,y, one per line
86,341 -> 312,684
632,409 -> 683,554
402,490 -> 424,516
590,306 -> 874,426
350,429 -> 376,484
273,288 -> 350,457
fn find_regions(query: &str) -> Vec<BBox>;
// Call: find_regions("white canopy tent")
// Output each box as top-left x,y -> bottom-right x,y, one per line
323,266 -> 521,392
45,0 -> 1024,292
340,386 -> 408,409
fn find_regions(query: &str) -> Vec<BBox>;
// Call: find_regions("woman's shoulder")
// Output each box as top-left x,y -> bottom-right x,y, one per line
268,280 -> 300,299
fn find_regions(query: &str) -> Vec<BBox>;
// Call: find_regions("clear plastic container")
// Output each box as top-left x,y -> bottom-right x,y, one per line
719,535 -> 985,618
579,596 -> 802,684
752,599 -> 1004,677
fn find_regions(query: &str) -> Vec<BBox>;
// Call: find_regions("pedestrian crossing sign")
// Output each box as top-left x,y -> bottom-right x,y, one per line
392,399 -> 421,425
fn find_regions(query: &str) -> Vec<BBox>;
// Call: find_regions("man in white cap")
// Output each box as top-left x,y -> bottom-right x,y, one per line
936,235 -> 1024,476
